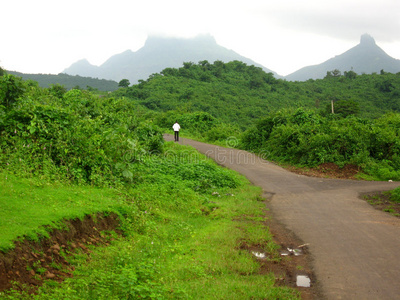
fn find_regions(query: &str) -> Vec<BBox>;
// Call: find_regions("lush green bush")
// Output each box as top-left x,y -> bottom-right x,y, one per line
115,61 -> 400,131
0,81 -> 163,187
241,108 -> 400,180
0,74 -> 25,109
391,187 -> 400,203
2,140 -> 294,300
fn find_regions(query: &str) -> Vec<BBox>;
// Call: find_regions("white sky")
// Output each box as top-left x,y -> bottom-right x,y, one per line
2,0 -> 400,76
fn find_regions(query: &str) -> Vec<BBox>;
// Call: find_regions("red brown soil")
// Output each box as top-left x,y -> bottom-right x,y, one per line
362,191 -> 400,218
285,162 -> 361,180
0,213 -> 121,294
239,215 -> 321,300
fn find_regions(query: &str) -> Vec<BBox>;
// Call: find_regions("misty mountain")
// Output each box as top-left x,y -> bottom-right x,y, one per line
285,34 -> 400,81
63,34 -> 277,84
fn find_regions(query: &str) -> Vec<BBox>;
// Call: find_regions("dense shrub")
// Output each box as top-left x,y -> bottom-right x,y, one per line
0,83 -> 164,187
391,187 -> 400,203
241,108 -> 400,180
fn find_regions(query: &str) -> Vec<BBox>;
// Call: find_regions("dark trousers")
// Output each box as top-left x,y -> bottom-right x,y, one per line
174,131 -> 179,141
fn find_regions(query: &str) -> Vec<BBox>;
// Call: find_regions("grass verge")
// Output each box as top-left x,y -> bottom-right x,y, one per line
1,142 -> 300,299
0,173 -> 127,252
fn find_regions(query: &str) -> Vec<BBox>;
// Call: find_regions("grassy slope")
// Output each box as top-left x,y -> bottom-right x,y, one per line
1,142 -> 300,299
0,172 -> 126,252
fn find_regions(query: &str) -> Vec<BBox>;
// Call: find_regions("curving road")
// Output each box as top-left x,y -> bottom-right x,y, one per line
165,135 -> 400,299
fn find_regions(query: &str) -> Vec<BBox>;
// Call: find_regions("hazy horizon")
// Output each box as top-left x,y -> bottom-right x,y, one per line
2,0 -> 400,76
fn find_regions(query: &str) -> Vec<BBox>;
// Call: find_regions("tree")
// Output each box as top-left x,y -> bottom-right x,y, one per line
118,79 -> 130,88
344,70 -> 357,79
48,84 -> 67,98
325,69 -> 342,79
0,74 -> 25,109
330,100 -> 360,117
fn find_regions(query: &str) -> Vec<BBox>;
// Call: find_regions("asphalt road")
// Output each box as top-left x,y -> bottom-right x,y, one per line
165,135 -> 400,300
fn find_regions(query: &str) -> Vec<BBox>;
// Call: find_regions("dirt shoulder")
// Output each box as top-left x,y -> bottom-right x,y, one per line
0,213 -> 120,293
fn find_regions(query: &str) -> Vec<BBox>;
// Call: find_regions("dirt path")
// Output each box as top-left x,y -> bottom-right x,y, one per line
165,135 -> 400,299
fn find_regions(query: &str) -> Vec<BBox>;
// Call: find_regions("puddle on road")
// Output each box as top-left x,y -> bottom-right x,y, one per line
280,250 -> 290,256
296,275 -> 311,287
251,251 -> 266,259
281,248 -> 303,256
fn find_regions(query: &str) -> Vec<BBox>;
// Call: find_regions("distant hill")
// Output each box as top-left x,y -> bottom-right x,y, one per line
63,34 -> 278,84
113,60 -> 400,128
8,71 -> 119,91
285,34 -> 400,81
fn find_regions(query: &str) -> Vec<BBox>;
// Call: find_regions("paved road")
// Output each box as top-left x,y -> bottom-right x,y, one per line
165,135 -> 400,300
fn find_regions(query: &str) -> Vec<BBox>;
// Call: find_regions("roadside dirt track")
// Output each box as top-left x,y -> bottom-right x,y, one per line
165,135 -> 400,300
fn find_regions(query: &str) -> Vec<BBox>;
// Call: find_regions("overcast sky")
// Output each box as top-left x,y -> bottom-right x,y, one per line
2,0 -> 400,76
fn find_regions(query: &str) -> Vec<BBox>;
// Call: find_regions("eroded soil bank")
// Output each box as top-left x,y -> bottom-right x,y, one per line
0,213 -> 121,293
1,207 -> 321,299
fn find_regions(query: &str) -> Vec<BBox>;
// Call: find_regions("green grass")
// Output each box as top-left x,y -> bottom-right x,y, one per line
0,172 -> 126,252
4,184 -> 298,299
1,143 -> 300,299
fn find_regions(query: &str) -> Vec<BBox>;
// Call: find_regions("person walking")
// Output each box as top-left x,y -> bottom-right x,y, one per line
173,122 -> 181,142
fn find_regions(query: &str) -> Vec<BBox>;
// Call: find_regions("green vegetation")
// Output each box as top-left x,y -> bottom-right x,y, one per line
2,59 -> 400,298
8,71 -> 119,91
0,172 -> 126,252
118,79 -> 130,88
1,76 -> 159,187
115,60 -> 400,130
240,108 -> 400,180
391,186 -> 400,203
363,186 -> 400,218
112,61 -> 400,180
2,154 -> 296,299
0,72 -> 298,299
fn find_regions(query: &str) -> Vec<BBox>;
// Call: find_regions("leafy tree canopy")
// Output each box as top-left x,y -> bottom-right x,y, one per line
118,79 -> 130,88
114,62 -> 400,130
0,74 -> 25,109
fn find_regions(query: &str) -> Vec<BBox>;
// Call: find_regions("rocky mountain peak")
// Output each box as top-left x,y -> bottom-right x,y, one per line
360,33 -> 376,46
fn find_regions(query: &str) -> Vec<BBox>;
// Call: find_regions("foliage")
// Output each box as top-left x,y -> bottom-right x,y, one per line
331,99 -> 360,116
114,61 -> 400,130
0,172 -> 126,252
0,141 -> 299,299
111,61 -> 400,180
118,79 -> 130,88
0,77 -> 300,298
8,71 -> 119,91
113,60 -> 290,130
391,187 -> 400,203
241,108 -> 400,180
0,74 -> 25,110
0,79 -> 162,187
2,59 -> 400,298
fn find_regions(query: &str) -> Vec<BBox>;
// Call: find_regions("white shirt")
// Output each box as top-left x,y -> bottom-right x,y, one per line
173,123 -> 180,131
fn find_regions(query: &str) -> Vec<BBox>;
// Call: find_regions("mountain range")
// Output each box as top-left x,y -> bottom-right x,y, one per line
63,33 -> 400,83
63,34 -> 276,84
